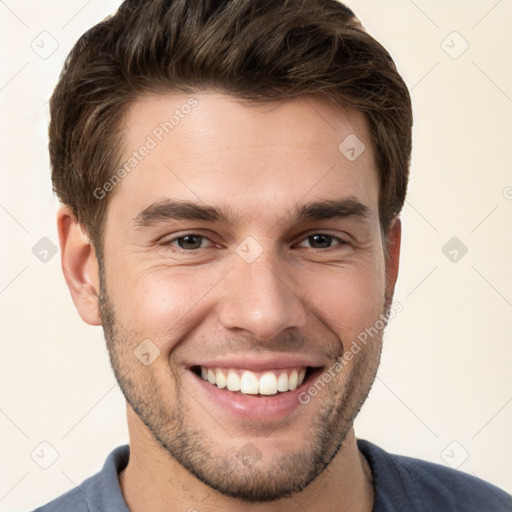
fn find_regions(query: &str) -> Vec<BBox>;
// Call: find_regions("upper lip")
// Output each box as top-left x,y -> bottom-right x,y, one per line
188,353 -> 326,371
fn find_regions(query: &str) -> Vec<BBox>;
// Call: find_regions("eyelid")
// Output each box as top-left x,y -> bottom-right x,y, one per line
160,232 -> 218,250
159,230 -> 213,243
158,230 -> 351,252
293,231 -> 351,248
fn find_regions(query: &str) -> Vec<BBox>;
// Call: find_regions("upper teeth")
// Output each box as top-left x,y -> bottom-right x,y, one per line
199,367 -> 306,395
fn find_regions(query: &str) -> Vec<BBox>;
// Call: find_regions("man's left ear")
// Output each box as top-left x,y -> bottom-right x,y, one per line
384,217 -> 401,300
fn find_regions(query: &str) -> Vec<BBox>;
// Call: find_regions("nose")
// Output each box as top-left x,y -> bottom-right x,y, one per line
217,249 -> 307,342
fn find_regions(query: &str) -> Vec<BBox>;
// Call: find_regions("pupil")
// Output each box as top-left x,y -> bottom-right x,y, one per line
179,235 -> 202,249
310,234 -> 331,248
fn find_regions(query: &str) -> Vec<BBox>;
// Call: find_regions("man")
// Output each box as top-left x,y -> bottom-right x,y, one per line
36,0 -> 511,510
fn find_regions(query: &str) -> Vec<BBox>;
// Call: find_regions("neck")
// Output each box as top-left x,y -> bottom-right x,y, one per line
119,409 -> 374,512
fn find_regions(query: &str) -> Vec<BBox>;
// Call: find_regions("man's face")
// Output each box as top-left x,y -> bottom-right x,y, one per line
99,92 -> 394,501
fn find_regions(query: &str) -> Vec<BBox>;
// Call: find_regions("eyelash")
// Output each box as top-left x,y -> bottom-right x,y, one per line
162,232 -> 350,252
163,234 -> 217,252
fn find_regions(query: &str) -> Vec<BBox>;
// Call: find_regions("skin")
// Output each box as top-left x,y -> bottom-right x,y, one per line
59,92 -> 401,512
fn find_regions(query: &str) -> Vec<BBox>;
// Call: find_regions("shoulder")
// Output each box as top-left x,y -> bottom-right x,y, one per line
357,439 -> 512,512
33,445 -> 130,512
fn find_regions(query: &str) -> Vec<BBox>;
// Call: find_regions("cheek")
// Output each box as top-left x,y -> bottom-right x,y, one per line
109,264 -> 224,350
300,260 -> 386,345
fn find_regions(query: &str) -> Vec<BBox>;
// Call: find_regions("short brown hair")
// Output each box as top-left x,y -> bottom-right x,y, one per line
49,0 -> 412,251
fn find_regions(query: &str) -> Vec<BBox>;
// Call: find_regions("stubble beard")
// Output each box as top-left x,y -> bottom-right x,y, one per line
98,274 -> 384,502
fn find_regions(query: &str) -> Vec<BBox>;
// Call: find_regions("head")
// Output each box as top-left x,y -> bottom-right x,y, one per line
52,0 -> 412,503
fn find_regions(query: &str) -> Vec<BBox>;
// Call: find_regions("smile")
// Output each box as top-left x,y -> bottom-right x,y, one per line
187,356 -> 325,421
196,366 -> 308,395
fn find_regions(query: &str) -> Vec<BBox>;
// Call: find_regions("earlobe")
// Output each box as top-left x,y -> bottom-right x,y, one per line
384,217 -> 401,300
57,206 -> 102,326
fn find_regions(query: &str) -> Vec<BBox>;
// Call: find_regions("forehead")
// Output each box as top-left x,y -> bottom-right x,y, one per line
108,91 -> 379,225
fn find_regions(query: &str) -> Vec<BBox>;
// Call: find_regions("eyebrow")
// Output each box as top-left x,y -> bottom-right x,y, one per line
133,197 -> 371,228
134,199 -> 234,227
294,198 -> 371,223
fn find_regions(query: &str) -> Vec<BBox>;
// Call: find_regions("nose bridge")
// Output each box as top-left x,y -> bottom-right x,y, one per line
218,242 -> 307,341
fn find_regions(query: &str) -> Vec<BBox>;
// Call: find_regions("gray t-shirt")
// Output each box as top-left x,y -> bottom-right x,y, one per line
34,440 -> 512,511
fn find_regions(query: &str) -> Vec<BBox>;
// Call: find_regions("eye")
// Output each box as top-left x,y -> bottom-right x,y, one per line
166,234 -> 214,250
296,233 -> 347,249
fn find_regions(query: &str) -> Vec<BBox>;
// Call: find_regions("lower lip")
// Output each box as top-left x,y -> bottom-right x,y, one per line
187,369 -> 321,422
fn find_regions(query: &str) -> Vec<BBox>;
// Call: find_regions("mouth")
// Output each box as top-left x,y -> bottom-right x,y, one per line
191,365 -> 320,397
186,357 -> 327,421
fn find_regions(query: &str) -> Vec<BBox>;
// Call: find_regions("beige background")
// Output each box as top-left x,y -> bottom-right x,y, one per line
1,1 -> 511,510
